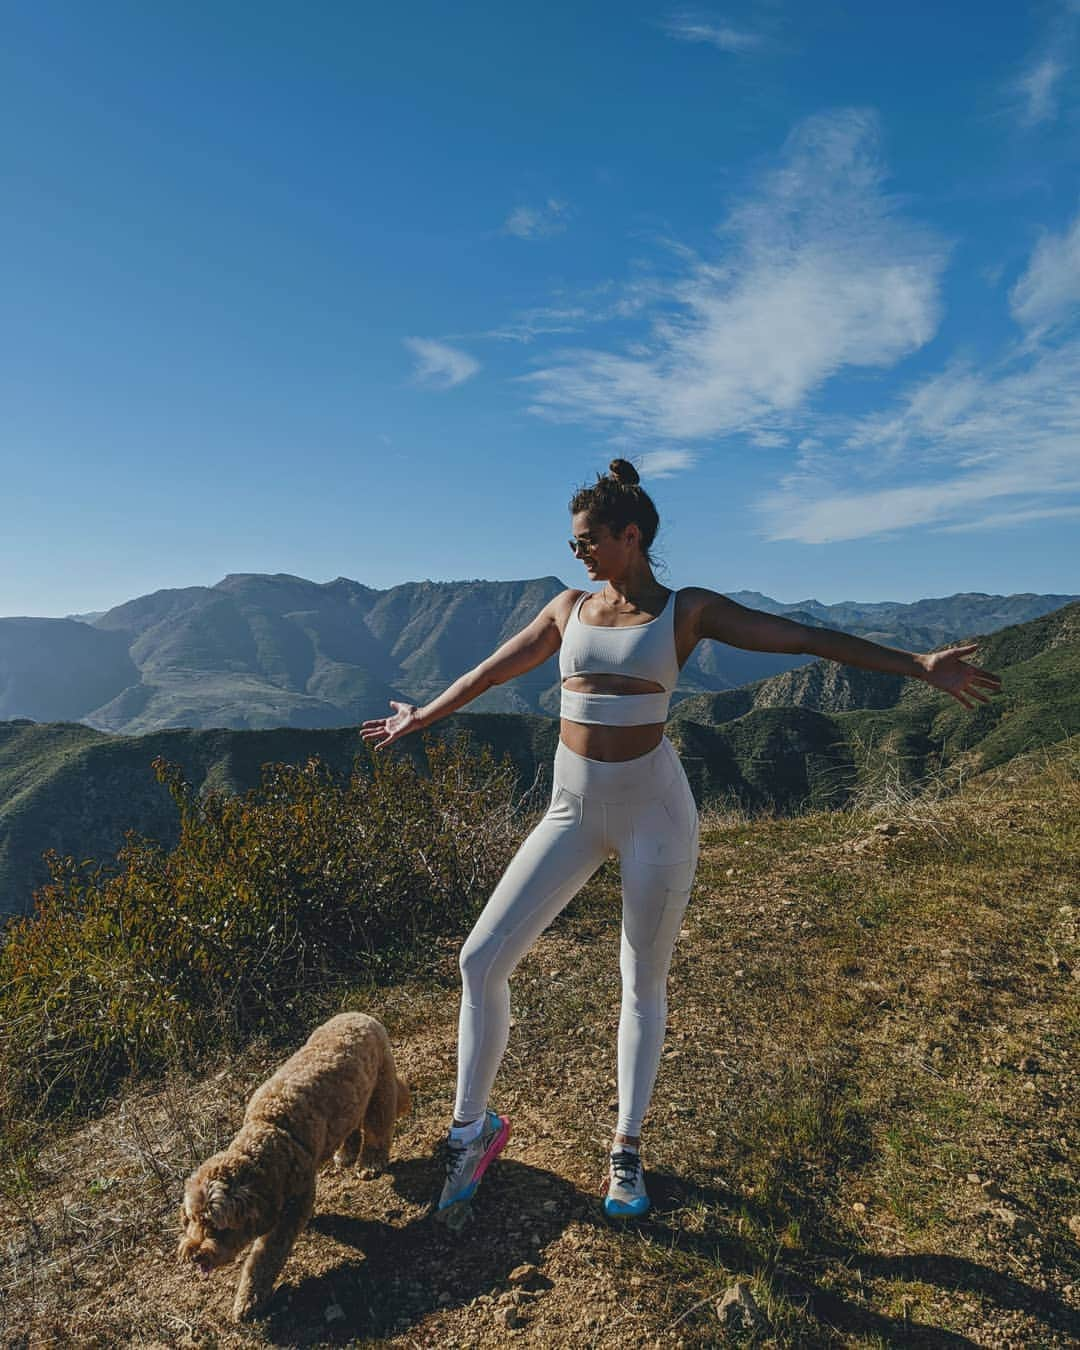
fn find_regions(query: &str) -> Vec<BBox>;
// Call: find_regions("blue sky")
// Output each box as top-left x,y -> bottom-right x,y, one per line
3,0 -> 1078,617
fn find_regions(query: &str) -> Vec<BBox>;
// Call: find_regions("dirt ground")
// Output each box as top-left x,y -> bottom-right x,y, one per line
2,745 -> 1078,1347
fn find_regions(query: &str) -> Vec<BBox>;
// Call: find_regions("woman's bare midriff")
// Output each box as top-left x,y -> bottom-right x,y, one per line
559,672 -> 667,762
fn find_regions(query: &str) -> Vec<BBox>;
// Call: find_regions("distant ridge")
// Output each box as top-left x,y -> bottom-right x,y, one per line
1,574 -> 1072,736
1,601 -> 1076,920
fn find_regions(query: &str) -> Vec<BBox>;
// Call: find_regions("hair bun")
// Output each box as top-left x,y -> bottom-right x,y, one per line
608,458 -> 640,487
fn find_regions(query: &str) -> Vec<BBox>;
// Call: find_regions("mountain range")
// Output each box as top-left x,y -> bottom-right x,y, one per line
1,573 -> 1073,735
1,599 -> 1076,921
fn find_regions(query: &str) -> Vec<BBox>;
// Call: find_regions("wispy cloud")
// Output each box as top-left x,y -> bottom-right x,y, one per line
637,448 -> 698,477
524,109 -> 947,441
1009,206 -> 1080,337
403,338 -> 480,389
937,504 -> 1080,533
1005,4 -> 1078,129
1012,54 -> 1067,126
661,10 -> 763,53
760,337 -> 1080,542
504,199 -> 569,239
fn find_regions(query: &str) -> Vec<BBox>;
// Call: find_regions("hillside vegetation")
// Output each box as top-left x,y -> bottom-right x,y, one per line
0,737 -> 1076,1347
3,600 -> 1077,920
670,600 -> 1080,810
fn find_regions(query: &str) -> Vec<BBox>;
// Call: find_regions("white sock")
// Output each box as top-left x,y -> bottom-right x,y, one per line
612,1142 -> 640,1156
450,1115 -> 485,1144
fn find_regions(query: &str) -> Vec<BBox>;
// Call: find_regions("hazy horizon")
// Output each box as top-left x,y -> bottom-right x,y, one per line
3,570 -> 1073,625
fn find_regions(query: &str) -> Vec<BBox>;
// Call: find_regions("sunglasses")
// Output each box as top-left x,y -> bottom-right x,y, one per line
568,537 -> 597,557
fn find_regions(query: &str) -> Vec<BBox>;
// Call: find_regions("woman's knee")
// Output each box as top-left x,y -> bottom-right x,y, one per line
459,926 -> 511,990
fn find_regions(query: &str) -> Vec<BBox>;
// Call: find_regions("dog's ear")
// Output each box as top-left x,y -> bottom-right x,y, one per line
183,1176 -> 207,1217
206,1177 -> 257,1230
395,1077 -> 412,1119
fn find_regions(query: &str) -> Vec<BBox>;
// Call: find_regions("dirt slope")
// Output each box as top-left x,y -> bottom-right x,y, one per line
2,743 -> 1077,1347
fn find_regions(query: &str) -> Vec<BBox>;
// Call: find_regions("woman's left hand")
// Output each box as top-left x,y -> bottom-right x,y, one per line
918,644 -> 1002,709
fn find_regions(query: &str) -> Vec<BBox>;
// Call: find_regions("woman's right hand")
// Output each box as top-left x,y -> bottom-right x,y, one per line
360,701 -> 424,750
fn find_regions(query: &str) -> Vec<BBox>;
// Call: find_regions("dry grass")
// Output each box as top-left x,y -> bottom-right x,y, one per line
1,739 -> 1077,1347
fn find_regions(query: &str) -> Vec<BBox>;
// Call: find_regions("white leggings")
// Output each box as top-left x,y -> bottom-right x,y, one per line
454,736 -> 699,1137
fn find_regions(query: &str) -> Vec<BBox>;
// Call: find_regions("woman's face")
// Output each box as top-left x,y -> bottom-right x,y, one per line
569,512 -> 637,580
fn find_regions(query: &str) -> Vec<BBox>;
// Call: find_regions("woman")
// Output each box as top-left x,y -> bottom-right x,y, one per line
361,460 -> 1000,1219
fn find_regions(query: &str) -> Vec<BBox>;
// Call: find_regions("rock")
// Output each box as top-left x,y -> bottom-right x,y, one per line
966,1172 -> 982,1185
989,1206 -> 1035,1236
324,1302 -> 345,1323
1067,1215 -> 1080,1239
497,1305 -> 522,1329
852,1202 -> 867,1214
716,1281 -> 767,1332
980,1179 -> 1003,1199
542,1200 -> 558,1214
509,1262 -> 540,1287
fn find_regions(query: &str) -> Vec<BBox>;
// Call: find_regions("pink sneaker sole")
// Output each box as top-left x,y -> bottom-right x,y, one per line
471,1114 -> 511,1184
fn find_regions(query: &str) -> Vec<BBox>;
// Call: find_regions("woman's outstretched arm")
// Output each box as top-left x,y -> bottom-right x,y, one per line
360,592 -> 571,749
687,589 -> 1002,710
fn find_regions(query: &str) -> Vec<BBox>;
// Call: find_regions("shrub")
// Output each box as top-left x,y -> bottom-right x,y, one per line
0,738 -> 522,1125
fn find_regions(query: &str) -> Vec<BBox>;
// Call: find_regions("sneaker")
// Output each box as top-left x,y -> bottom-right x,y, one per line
436,1110 -> 511,1214
603,1147 -> 650,1218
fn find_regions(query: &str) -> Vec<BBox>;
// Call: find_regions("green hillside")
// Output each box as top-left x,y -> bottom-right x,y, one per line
1,602 -> 1076,919
669,601 -> 1080,811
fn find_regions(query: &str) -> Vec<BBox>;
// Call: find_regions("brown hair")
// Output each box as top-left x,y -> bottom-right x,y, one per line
569,459 -> 660,562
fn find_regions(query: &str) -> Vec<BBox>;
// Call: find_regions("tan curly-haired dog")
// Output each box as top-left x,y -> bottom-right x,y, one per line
178,1012 -> 410,1322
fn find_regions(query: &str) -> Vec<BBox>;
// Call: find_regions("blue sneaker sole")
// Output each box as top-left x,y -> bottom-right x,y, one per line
603,1194 -> 651,1218
437,1178 -> 478,1211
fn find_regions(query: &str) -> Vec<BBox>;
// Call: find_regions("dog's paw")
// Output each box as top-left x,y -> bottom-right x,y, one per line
232,1292 -> 265,1323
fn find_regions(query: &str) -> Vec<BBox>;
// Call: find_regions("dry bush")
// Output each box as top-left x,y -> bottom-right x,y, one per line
0,738 -> 524,1129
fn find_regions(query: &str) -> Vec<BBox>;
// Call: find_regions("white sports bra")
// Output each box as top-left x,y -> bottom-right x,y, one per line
559,590 -> 680,727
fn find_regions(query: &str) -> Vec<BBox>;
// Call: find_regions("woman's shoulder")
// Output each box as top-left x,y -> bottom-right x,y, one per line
672,586 -> 729,640
541,588 -> 587,632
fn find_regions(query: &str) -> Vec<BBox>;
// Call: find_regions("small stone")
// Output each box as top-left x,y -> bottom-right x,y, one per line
716,1281 -> 767,1331
989,1206 -> 1035,1236
542,1200 -> 558,1214
509,1263 -> 540,1287
324,1302 -> 345,1323
852,1202 -> 867,1214
1067,1215 -> 1080,1239
966,1172 -> 982,1185
497,1305 -> 522,1329
874,822 -> 900,836
980,1179 -> 1002,1199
